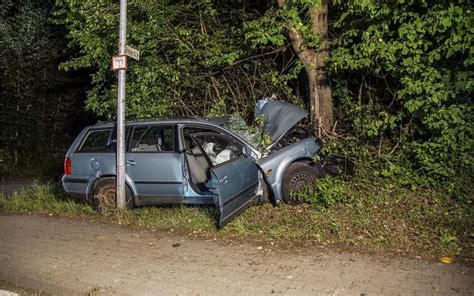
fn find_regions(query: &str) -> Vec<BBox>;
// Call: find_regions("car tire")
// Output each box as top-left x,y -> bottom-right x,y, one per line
92,178 -> 134,212
281,162 -> 320,204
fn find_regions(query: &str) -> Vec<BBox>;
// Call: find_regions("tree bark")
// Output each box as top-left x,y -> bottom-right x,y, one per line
277,0 -> 334,134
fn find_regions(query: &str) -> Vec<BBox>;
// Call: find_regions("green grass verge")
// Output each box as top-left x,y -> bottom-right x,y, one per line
0,179 -> 472,261
0,183 -> 96,216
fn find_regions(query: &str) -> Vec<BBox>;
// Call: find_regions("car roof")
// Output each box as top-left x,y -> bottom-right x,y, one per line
89,117 -> 218,129
78,116 -> 262,156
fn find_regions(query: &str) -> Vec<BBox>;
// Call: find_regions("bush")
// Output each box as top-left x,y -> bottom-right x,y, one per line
330,1 -> 473,197
306,177 -> 348,208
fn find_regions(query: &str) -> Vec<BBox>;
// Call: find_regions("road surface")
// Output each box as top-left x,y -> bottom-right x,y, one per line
0,215 -> 472,295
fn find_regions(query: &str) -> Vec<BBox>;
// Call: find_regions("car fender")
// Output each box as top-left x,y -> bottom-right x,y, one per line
256,137 -> 320,203
86,173 -> 138,202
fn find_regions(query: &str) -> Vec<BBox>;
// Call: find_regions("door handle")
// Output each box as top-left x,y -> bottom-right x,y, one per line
126,160 -> 136,166
220,176 -> 228,184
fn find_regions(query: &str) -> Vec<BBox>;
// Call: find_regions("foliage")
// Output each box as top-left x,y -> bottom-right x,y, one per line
313,176 -> 347,207
288,176 -> 347,207
53,0 -> 300,120
245,0 -> 322,50
329,0 -> 473,196
0,0 -> 91,177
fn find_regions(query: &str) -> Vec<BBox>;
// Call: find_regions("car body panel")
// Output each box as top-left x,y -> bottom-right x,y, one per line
254,99 -> 308,148
257,137 -> 320,203
63,152 -> 115,200
126,151 -> 184,203
209,155 -> 260,227
61,176 -> 89,200
63,150 -> 141,203
62,127 -> 90,199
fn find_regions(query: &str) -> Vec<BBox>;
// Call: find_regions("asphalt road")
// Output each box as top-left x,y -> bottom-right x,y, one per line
0,214 -> 472,295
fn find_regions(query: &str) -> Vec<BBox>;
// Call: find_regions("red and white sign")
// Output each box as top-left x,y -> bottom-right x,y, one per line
112,55 -> 128,71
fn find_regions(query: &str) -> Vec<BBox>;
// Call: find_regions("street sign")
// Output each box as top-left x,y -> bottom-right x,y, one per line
112,55 -> 128,71
126,45 -> 140,61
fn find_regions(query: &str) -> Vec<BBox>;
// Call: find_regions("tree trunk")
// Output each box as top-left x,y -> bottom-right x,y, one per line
277,0 -> 334,134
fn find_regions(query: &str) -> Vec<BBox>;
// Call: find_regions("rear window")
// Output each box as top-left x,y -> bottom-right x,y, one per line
78,129 -> 114,153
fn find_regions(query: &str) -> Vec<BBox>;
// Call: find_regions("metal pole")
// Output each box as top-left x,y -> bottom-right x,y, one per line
116,0 -> 127,209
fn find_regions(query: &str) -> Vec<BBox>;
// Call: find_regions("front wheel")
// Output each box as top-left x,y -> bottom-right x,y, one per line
92,178 -> 134,212
281,163 -> 319,204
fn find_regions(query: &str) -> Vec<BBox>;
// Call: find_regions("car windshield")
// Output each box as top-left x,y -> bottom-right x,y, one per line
218,115 -> 261,149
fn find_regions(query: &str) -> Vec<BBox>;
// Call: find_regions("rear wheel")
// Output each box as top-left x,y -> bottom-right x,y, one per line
282,163 -> 319,204
92,178 -> 134,212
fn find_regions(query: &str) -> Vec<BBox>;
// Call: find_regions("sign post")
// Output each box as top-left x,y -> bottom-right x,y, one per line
116,0 -> 128,209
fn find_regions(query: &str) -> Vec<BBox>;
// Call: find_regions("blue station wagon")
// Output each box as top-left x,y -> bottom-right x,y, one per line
62,99 -> 323,227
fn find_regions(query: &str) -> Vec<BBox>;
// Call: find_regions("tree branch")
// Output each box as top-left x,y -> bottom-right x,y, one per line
213,45 -> 290,75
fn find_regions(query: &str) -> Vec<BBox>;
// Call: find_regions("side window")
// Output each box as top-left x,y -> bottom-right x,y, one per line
130,125 -> 175,152
109,127 -> 131,147
184,127 -> 243,165
78,129 -> 114,153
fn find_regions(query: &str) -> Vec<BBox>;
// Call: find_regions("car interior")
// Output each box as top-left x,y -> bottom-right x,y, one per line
130,126 -> 174,152
183,128 -> 243,192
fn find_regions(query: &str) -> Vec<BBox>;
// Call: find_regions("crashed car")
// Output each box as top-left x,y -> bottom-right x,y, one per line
62,99 -> 324,227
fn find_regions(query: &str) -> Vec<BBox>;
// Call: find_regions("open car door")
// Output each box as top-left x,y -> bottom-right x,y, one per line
210,155 -> 259,228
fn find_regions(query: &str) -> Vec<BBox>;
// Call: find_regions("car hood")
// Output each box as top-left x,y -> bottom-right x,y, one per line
255,99 -> 308,147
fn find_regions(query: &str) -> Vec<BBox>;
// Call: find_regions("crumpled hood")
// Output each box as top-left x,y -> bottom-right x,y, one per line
255,99 -> 308,146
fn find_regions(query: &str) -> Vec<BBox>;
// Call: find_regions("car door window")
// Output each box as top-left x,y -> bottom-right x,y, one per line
184,128 -> 243,165
130,125 -> 175,152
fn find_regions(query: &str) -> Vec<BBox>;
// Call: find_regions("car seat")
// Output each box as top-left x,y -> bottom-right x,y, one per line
186,145 -> 210,191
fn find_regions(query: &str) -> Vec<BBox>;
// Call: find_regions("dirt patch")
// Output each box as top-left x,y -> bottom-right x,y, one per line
0,214 -> 472,295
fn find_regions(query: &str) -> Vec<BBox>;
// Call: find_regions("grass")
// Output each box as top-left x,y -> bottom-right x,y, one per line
0,178 -> 472,262
0,183 -> 96,216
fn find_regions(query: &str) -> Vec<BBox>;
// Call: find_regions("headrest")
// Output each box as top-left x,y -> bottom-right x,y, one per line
192,145 -> 202,155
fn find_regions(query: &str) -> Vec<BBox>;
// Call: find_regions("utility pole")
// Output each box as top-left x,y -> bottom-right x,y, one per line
116,0 -> 127,209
